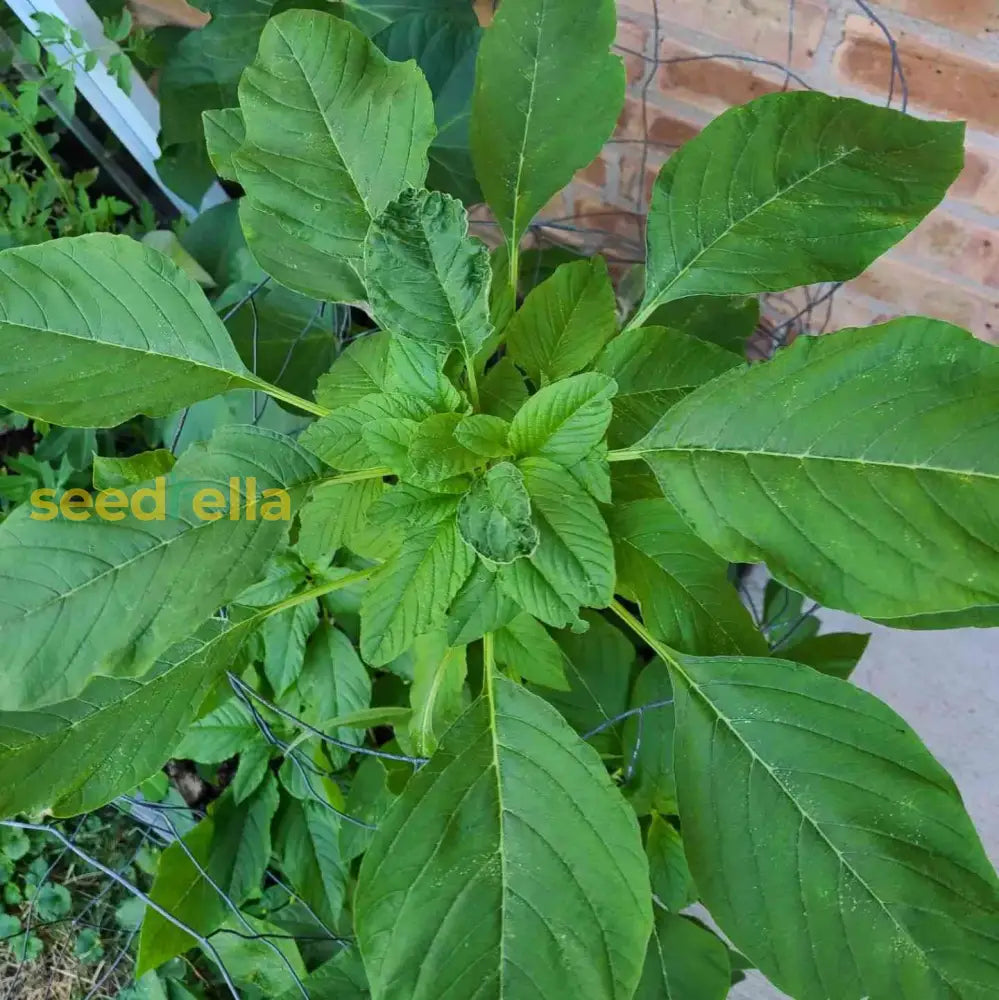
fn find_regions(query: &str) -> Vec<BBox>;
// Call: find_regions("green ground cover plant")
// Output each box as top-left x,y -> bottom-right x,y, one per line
0,0 -> 997,998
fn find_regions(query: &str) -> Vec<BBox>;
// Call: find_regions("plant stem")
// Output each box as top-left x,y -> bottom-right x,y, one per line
250,378 -> 331,418
508,239 -> 520,301
607,448 -> 646,463
483,632 -> 496,697
261,567 -> 375,619
0,81 -> 82,232
313,467 -> 393,488
465,351 -> 481,410
623,300 -> 656,334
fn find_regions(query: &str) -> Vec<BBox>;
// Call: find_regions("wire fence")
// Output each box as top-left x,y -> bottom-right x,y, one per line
1,1 -> 909,995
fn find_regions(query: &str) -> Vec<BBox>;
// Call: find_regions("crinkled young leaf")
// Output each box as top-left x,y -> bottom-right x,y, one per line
202,107 -> 244,182
507,257 -> 618,385
301,393 -> 431,471
509,372 -> 616,467
594,326 -> 741,448
407,630 -> 467,756
634,92 -> 964,325
0,235 -> 259,427
297,479 -> 384,569
235,10 -> 435,301
609,499 -> 766,657
275,797 -> 348,930
471,0 -> 624,248
493,612 -> 568,689
356,675 -> 652,1000
633,318 -> 999,621
361,515 -> 476,664
375,9 -> 482,203
0,427 -> 322,711
635,913 -> 731,1000
0,621 -> 252,819
667,651 -> 999,1000
93,450 -> 176,490
365,188 -> 492,359
457,462 -> 538,564
368,483 -> 461,530
498,458 -> 614,629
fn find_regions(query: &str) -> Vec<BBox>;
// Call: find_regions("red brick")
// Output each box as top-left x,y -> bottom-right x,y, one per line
658,40 -> 793,113
845,255 -> 998,340
616,96 -> 702,147
836,16 -> 999,132
953,148 -> 999,216
577,155 -> 609,189
568,187 -> 644,251
874,0 -> 999,39
619,155 -> 664,207
898,210 -> 999,288
616,18 -> 650,85
618,0 -> 827,68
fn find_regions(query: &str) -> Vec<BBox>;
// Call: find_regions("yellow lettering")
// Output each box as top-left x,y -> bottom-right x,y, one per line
95,489 -> 128,522
60,488 -> 93,522
260,488 -> 291,522
193,487 -> 226,522
245,477 -> 258,521
29,488 -> 58,521
132,477 -> 166,521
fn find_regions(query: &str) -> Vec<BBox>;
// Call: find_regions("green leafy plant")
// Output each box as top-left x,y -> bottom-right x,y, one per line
1,2 -> 998,999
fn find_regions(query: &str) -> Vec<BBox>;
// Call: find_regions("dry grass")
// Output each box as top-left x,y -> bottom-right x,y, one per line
0,934 -> 132,1000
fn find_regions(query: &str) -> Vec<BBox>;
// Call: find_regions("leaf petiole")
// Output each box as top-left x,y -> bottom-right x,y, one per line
247,377 -> 331,418
314,467 -> 393,488
260,567 -> 375,620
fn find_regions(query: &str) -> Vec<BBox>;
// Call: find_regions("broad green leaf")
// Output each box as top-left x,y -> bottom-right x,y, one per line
479,356 -> 529,420
361,515 -> 476,664
634,92 -> 964,324
538,610 -> 634,753
206,915 -> 305,996
408,630 -> 468,755
409,412 -> 483,482
138,778 -> 280,973
142,231 -> 217,289
568,443 -> 612,504
338,0 -> 472,34
230,738 -> 272,804
509,372 -> 616,467
365,188 -> 492,360
202,107 -> 244,182
0,235 -> 260,427
498,458 -> 614,628
275,797 -> 348,930
297,479 -> 384,568
314,332 -> 454,411
453,413 -> 510,457
175,697 -> 257,764
493,612 -> 568,689
471,0 -> 624,248
375,11 -> 482,205
507,257 -> 618,385
356,675 -> 652,1000
622,658 -> 677,816
632,318 -> 999,621
261,599 -> 320,696
0,622 -> 252,819
234,549 -> 307,608
635,913 -> 731,1000
609,499 -> 766,657
593,326 -> 741,448
295,622 -> 371,768
275,949 -> 369,1000
368,483 -> 461,530
235,10 -> 435,301
341,756 -> 397,862
457,462 -> 538,564
783,631 -> 870,680
762,578 -> 819,648
301,393 -> 431,471
645,815 -> 695,913
647,294 -> 760,355
93,450 -> 176,490
878,605 -> 999,631
0,426 -> 322,710
446,562 -> 520,645
667,651 -> 999,1000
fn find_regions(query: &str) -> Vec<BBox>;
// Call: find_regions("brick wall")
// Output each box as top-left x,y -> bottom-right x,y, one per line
483,1 -> 999,342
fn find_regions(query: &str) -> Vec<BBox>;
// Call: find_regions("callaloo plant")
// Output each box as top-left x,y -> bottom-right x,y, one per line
0,1 -> 997,998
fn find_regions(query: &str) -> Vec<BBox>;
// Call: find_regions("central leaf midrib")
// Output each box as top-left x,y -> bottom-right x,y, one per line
642,443 -> 999,483
673,659 -> 956,994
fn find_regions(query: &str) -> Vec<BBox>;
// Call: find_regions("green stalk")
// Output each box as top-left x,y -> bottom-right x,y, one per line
250,377 -> 331,418
261,566 -> 375,620
465,351 -> 481,410
314,467 -> 393,488
607,448 -> 646,463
